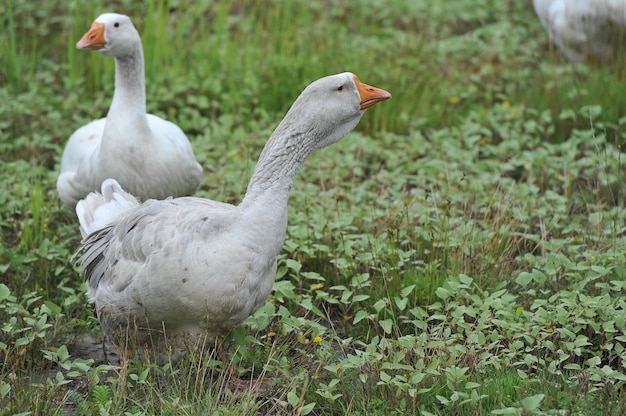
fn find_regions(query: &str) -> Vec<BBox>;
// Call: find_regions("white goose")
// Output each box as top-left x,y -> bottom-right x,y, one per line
77,72 -> 390,361
533,0 -> 626,63
57,13 -> 202,211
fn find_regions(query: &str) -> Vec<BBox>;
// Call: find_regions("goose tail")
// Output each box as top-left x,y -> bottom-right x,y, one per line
76,179 -> 140,238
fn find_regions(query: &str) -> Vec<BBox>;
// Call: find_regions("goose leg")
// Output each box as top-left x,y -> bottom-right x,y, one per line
115,346 -> 133,396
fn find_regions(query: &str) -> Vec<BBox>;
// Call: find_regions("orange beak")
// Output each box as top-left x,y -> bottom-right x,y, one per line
76,22 -> 106,50
354,75 -> 391,110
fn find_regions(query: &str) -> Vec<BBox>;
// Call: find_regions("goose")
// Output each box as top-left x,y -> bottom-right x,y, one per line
57,13 -> 203,211
76,72 -> 390,369
533,0 -> 626,63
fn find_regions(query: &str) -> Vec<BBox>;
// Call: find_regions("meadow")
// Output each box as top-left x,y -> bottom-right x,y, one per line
2,0 -> 626,414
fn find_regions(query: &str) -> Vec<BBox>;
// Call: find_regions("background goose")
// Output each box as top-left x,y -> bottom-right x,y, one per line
77,72 -> 390,363
533,0 -> 626,63
57,13 -> 203,211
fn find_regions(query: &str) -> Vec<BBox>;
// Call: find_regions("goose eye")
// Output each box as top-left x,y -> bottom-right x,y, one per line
337,85 -> 344,92
114,22 -> 120,28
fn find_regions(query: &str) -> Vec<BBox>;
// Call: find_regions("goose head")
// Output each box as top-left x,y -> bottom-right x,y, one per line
277,72 -> 391,152
76,13 -> 140,57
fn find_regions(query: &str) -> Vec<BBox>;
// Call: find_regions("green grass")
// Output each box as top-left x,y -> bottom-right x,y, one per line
2,0 -> 626,414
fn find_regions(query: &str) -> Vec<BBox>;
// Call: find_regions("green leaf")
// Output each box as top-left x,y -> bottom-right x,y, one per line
353,310 -> 369,325
373,299 -> 388,313
15,337 -> 32,346
465,381 -> 481,389
520,394 -> 544,411
285,259 -> 302,273
0,284 -> 10,301
0,382 -> 10,398
394,296 -> 408,311
515,272 -> 532,287
531,269 -> 546,284
435,287 -> 451,300
287,389 -> 299,407
400,284 -> 416,297
138,367 -> 150,382
586,356 -> 601,367
44,300 -> 62,315
230,325 -> 246,346
352,294 -> 370,302
436,395 -> 450,405
379,371 -> 391,383
603,321 -> 617,333
379,319 -> 393,334
300,402 -> 315,415
428,314 -> 448,323
57,345 -> 69,361
459,274 -> 473,285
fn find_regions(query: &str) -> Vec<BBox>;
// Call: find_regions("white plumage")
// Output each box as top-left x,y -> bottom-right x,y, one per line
533,0 -> 626,62
57,13 -> 202,211
77,72 -> 391,357
76,179 -> 140,238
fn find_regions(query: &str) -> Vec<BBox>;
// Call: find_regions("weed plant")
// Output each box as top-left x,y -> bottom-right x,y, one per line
2,0 -> 626,414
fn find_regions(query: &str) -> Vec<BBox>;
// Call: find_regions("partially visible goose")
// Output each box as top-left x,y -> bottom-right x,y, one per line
57,13 -> 202,211
77,72 -> 390,362
533,0 -> 626,63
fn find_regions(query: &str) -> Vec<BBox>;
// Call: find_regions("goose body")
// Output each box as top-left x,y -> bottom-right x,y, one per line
77,72 -> 390,354
57,13 -> 202,211
533,0 -> 626,62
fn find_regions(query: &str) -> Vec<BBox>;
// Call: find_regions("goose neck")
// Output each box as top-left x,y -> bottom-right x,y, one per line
109,47 -> 146,117
242,128 -> 315,207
